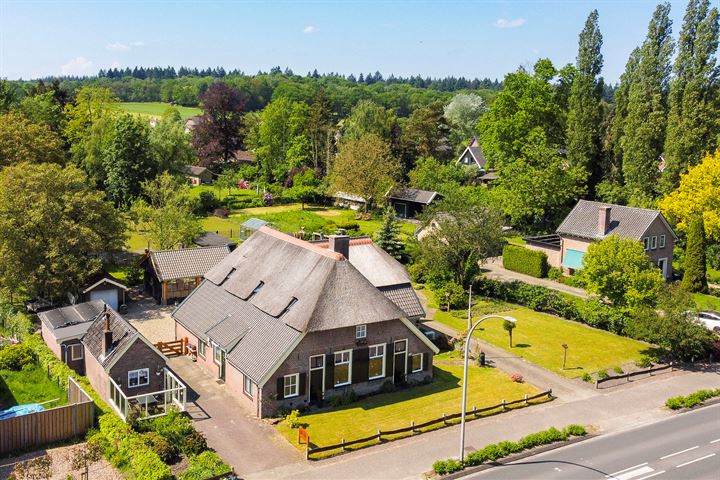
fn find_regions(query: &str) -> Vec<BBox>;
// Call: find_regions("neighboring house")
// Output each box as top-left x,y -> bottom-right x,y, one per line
457,137 -> 488,171
83,306 -> 186,420
185,165 -> 214,186
140,246 -> 231,305
172,227 -> 438,417
526,200 -> 677,279
478,169 -> 499,188
194,232 -> 237,251
39,300 -> 105,375
184,116 -> 201,133
332,191 -> 367,211
72,270 -> 128,311
386,188 -> 441,219
232,150 -> 256,164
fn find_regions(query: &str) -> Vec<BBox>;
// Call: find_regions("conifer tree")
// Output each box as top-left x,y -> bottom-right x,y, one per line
621,3 -> 674,206
682,216 -> 708,293
566,9 -> 604,196
662,0 -> 720,193
374,205 -> 403,260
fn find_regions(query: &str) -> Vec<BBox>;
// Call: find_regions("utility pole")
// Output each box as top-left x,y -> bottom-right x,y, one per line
562,343 -> 568,370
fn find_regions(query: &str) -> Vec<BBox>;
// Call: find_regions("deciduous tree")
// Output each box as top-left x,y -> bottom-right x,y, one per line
192,82 -> 246,169
0,112 -> 65,167
442,93 -> 486,147
150,107 -> 196,173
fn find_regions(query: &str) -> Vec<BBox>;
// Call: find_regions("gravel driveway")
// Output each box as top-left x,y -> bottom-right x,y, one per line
124,294 -> 176,343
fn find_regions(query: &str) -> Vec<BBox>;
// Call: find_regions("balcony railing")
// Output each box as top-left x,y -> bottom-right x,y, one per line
108,368 -> 186,421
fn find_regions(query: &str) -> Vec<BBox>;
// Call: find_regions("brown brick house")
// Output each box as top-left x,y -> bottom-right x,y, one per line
172,227 -> 438,417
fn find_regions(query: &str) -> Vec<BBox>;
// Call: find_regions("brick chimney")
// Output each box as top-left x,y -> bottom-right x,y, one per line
598,206 -> 611,236
328,230 -> 350,259
102,309 -> 113,355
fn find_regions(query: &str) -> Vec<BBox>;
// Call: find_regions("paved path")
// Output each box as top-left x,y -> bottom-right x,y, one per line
482,257 -> 588,299
466,402 -> 720,479
250,366 -> 720,480
168,356 -> 300,475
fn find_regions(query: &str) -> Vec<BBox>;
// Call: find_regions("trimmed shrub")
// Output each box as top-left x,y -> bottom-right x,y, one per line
563,424 -> 587,436
581,372 -> 593,382
597,370 -> 609,380
0,343 -> 36,370
502,245 -> 549,278
130,449 -> 172,480
666,389 -> 720,410
547,267 -> 563,281
143,432 -> 176,463
285,409 -> 301,428
182,430 -> 208,456
432,459 -> 464,475
180,452 -> 231,480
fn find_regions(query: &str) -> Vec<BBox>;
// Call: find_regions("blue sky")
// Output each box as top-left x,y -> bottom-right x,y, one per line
0,0 -> 690,82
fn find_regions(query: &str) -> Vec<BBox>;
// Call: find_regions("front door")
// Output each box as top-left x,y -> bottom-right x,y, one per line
393,340 -> 407,384
214,344 -> 226,381
309,355 -> 324,404
658,258 -> 668,279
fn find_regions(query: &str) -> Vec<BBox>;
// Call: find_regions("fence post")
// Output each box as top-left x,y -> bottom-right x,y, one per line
594,379 -> 598,389
472,405 -> 476,416
305,447 -> 309,460
548,388 -> 553,399
501,400 -> 506,411
410,420 -> 415,433
524,394 -> 529,406
626,372 -> 630,382
341,438 -> 345,452
377,429 -> 382,442
442,413 -> 447,425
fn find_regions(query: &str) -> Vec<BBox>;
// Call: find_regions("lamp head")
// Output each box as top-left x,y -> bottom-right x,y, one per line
500,316 -> 517,323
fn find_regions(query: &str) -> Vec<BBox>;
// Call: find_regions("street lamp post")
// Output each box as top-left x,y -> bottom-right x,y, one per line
459,314 -> 517,463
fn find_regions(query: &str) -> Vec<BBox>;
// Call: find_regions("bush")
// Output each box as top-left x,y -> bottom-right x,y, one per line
432,459 -> 464,475
197,191 -> 220,213
502,245 -> 549,278
285,409 -> 301,428
130,449 -> 172,480
547,267 -> 563,281
581,372 -> 592,382
510,373 -> 524,383
563,424 -> 587,436
433,282 -> 466,311
597,370 -> 609,380
125,265 -> 144,286
143,432 -> 176,463
182,430 -> 208,456
665,389 -> 720,410
613,366 -> 624,374
0,343 -> 36,370
635,356 -> 653,368
0,304 -> 34,341
328,390 -> 356,407
180,452 -> 231,480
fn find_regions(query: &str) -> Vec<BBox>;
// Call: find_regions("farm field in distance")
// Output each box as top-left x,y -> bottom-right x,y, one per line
119,102 -> 201,120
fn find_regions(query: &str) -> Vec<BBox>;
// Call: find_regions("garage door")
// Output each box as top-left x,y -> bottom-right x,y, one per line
89,289 -> 119,310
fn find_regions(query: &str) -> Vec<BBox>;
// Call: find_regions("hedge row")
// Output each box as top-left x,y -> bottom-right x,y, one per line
432,424 -> 587,475
666,389 -> 720,410
502,245 -> 549,278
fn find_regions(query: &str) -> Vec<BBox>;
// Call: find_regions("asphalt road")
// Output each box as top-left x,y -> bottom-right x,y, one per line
463,403 -> 720,480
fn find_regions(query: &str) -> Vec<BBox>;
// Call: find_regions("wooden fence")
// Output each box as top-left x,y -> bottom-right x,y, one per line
155,339 -> 187,357
595,363 -> 674,389
0,377 -> 95,455
305,389 -> 553,459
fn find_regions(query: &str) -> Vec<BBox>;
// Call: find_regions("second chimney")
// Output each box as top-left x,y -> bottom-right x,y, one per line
102,311 -> 113,355
598,206 -> 611,236
328,230 -> 350,259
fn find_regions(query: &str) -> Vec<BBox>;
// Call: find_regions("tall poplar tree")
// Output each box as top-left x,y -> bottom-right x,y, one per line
661,0 -> 720,193
621,3 -> 674,206
566,9 -> 604,196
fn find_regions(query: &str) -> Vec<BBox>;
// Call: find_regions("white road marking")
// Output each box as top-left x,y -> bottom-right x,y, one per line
614,466 -> 655,480
675,453 -> 716,469
635,470 -> 666,480
710,438 -> 720,444
660,445 -> 699,460
607,463 -> 649,477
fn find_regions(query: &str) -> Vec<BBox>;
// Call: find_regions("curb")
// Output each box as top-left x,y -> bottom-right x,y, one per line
426,433 -> 599,480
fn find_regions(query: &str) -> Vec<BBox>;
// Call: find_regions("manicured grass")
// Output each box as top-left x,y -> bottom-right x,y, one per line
276,352 -> 541,455
118,102 -> 201,120
423,289 -> 650,378
188,184 -> 257,200
504,235 -> 526,245
692,292 -> 720,311
0,367 -> 67,409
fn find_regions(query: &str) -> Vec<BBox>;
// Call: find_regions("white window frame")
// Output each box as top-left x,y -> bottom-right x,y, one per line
356,324 -> 367,339
198,340 -> 206,358
651,236 -> 658,250
333,349 -> 352,387
283,373 -> 299,398
368,344 -> 386,380
70,344 -> 84,361
127,368 -> 149,389
243,374 -> 253,396
642,237 -> 650,250
213,343 -> 224,365
410,353 -> 423,373
658,257 -> 668,278
659,234 -> 666,248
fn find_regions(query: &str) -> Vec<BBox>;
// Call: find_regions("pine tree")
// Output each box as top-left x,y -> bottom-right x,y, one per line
567,9 -> 604,196
662,0 -> 720,193
682,216 -> 708,293
374,206 -> 403,260
621,3 -> 674,206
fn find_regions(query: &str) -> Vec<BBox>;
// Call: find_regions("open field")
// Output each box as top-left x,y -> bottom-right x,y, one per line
276,351 -> 541,456
118,102 -> 201,120
0,366 -> 67,409
423,289 -> 651,378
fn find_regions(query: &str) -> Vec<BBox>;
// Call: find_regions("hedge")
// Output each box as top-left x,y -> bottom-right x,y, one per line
179,451 -> 231,480
502,245 -> 549,278
665,389 -> 720,410
432,424 -> 587,475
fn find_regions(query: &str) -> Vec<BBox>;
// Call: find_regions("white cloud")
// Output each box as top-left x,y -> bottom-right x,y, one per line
494,18 -> 526,29
105,41 -> 145,52
303,25 -> 319,34
61,57 -> 94,76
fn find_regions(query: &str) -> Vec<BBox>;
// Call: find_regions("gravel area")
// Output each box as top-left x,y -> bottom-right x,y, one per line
0,443 -> 122,480
124,294 -> 176,343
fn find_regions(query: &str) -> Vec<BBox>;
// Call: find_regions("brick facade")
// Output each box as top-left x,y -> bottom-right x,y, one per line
108,339 -> 167,397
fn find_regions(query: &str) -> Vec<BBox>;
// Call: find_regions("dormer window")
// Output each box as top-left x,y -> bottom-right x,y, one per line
248,281 -> 264,299
280,297 -> 298,317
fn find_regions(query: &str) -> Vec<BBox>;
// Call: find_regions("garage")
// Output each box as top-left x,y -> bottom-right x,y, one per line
81,272 -> 128,311
89,288 -> 120,310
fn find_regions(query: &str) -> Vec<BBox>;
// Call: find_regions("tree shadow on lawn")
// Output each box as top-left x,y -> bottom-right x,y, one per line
513,343 -> 531,348
0,373 -> 18,410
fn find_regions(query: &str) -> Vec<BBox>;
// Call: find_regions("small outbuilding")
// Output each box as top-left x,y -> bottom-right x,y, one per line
75,270 -> 128,311
457,137 -> 488,171
194,232 -> 237,251
386,188 -> 441,219
185,165 -> 214,186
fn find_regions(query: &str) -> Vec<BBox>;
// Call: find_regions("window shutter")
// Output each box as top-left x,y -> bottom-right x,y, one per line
352,347 -> 369,384
406,354 -> 412,375
299,373 -> 307,397
423,352 -> 431,371
276,377 -> 284,400
385,343 -> 393,378
325,353 -> 334,391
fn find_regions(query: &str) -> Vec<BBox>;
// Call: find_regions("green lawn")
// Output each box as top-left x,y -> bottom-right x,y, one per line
276,352 -> 542,456
504,235 -> 527,245
188,185 -> 257,200
118,102 -> 201,120
0,367 -> 67,409
423,289 -> 651,378
692,292 -> 720,311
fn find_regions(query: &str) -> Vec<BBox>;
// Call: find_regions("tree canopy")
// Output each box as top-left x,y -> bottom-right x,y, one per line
0,112 -> 66,167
